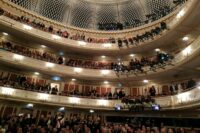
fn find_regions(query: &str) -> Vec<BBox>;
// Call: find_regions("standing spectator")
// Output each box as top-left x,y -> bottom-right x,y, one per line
149,86 -> 156,96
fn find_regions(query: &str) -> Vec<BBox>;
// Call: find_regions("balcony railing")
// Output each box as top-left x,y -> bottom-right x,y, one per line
0,86 -> 200,110
0,0 -> 196,50
0,32 -> 200,79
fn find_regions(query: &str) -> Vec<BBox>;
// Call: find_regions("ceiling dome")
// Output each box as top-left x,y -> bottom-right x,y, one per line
9,0 -> 177,30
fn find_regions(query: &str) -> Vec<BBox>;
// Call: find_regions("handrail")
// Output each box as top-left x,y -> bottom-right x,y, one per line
0,85 -> 200,110
0,0 -> 196,51
0,31 -> 200,79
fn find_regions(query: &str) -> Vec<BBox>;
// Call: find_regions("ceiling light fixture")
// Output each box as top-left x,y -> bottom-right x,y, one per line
101,55 -> 106,58
182,36 -> 189,41
72,78 -> 76,81
129,54 -> 135,57
89,109 -> 94,113
104,81 -> 109,84
34,72 -> 40,75
155,48 -> 160,52
41,45 -> 46,48
143,80 -> 149,83
2,32 -> 8,36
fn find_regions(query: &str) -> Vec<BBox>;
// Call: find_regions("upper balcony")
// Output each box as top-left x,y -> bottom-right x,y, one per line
0,0 -> 200,54
0,32 -> 200,81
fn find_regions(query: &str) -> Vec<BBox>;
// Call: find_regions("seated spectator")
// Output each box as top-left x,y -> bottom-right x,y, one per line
51,85 -> 58,95
187,79 -> 196,89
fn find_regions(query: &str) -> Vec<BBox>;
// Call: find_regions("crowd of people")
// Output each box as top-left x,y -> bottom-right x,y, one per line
0,74 -> 127,100
0,41 -> 111,69
168,79 -> 197,95
0,41 -> 174,73
0,113 -> 199,133
0,7 -> 168,47
112,52 -> 173,73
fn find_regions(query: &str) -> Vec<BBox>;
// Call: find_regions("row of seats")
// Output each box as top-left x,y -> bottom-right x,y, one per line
0,112 -> 199,132
112,53 -> 174,73
0,71 -> 197,100
0,8 -> 167,47
0,41 -> 174,74
0,74 -> 127,100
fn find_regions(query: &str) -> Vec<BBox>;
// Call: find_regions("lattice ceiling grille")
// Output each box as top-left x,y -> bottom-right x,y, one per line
8,0 -> 180,29
9,0 -> 37,10
70,1 -> 93,28
144,0 -> 174,15
37,0 -> 70,22
119,0 -> 145,25
96,4 -> 118,24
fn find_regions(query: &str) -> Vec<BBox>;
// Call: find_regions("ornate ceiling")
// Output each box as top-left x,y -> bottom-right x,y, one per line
9,0 -> 177,29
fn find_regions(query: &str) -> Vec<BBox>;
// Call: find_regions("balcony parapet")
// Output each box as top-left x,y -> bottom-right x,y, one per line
0,0 -> 197,50
0,86 -> 200,110
0,32 -> 200,79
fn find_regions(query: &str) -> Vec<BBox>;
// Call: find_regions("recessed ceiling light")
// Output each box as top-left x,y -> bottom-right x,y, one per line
59,107 -> 65,111
72,78 -> 76,81
26,103 -> 34,108
182,36 -> 189,41
89,109 -> 94,113
129,54 -> 135,57
52,76 -> 61,81
155,48 -> 160,52
143,80 -> 149,83
2,32 -> 8,36
41,45 -> 46,48
59,52 -> 64,56
34,72 -> 40,75
101,55 -> 106,58
104,81 -> 109,84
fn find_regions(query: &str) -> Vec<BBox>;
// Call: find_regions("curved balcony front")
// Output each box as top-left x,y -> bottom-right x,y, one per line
0,33 -> 200,80
0,86 -> 200,110
0,0 -> 199,54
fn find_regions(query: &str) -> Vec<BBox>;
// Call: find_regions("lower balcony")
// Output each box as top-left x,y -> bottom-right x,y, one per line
0,85 -> 200,110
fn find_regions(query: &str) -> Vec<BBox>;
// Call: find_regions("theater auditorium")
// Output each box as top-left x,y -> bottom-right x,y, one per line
0,0 -> 200,132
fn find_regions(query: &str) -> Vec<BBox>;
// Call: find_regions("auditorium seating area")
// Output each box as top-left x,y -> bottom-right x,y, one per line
0,8 -> 168,48
0,0 -> 200,132
0,113 -> 199,132
0,71 -> 197,100
0,41 -> 174,73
